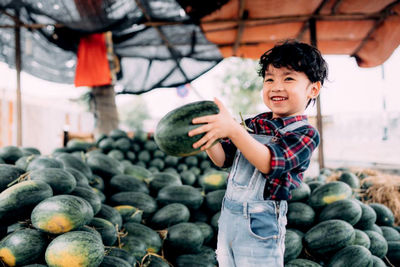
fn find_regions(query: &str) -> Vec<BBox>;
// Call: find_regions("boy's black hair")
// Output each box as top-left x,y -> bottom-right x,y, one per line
258,39 -> 328,108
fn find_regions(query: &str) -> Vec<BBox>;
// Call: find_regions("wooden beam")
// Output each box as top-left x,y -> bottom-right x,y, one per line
14,9 -> 22,146
134,0 -> 191,82
331,0 -> 344,14
0,12 -> 390,30
0,99 -> 2,147
232,0 -> 246,56
351,0 -> 400,57
8,101 -> 13,145
309,18 -> 325,170
296,0 -> 330,41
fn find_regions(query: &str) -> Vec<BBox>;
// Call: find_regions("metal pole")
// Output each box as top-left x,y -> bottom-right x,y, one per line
309,18 -> 325,170
14,9 -> 22,146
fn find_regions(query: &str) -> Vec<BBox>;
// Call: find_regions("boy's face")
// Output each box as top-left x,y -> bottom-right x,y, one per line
262,65 -> 321,118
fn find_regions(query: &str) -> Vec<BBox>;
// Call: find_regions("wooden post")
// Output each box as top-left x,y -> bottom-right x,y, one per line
8,101 -> 13,145
0,99 -> 2,147
14,9 -> 22,146
309,18 -> 325,170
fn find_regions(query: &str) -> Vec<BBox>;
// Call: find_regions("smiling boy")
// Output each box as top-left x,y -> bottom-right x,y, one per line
188,40 -> 328,266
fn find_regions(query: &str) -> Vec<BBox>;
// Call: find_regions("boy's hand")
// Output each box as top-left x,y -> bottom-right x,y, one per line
188,98 -> 238,151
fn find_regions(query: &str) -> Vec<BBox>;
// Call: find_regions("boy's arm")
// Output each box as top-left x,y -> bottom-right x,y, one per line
189,98 -> 272,174
204,143 -> 225,167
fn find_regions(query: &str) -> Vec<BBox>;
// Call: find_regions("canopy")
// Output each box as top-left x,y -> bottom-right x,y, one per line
1,0 -> 399,94
200,0 -> 400,68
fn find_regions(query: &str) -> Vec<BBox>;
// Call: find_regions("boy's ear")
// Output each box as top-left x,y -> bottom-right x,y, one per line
308,81 -> 321,99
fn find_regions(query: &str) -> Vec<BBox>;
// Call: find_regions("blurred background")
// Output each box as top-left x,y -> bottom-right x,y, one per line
1,46 -> 399,175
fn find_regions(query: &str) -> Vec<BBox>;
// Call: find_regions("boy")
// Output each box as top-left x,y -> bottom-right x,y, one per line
188,40 -> 328,266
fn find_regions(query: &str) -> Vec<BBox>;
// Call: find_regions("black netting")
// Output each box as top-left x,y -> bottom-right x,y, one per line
0,0 -> 226,94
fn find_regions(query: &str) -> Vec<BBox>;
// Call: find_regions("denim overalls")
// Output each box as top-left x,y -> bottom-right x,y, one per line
216,120 -> 307,267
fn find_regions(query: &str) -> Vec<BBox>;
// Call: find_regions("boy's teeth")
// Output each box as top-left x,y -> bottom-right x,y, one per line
272,97 -> 287,101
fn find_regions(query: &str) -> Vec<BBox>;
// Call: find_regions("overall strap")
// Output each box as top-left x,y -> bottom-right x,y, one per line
278,120 -> 309,135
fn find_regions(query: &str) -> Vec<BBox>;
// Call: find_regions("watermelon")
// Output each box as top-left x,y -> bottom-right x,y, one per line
306,181 -> 324,193
15,155 -> 38,170
369,203 -> 395,226
109,129 -> 128,140
180,170 -> 196,186
175,254 -> 215,267
28,168 -> 77,194
149,172 -> 182,196
110,191 -> 157,218
204,189 -> 225,213
141,254 -> 170,267
86,153 -> 123,179
164,222 -> 204,254
318,199 -> 362,225
338,171 -> 360,189
114,205 -> 143,223
123,164 -> 152,181
96,204 -> 123,229
45,231 -> 104,267
194,222 -> 214,245
105,247 -> 136,266
124,222 -> 162,253
99,256 -> 131,267
380,226 -> 400,242
0,146 -> 23,164
198,171 -> 228,192
304,219 -> 355,256
364,230 -> 388,258
285,259 -> 322,266
327,245 -> 373,267
287,202 -> 315,231
26,156 -> 63,171
114,138 -> 131,152
284,229 -> 303,262
109,174 -> 149,194
371,255 -> 387,267
56,153 -> 93,179
290,182 -> 311,202
88,217 -> 118,246
354,202 -> 377,230
308,181 -> 353,210
157,185 -> 203,210
65,167 -> 90,187
0,180 -> 53,223
31,195 -> 94,234
149,203 -> 190,230
353,229 -> 371,249
21,147 -> 41,156
0,228 -> 48,266
386,241 -> 400,265
120,235 -> 147,261
107,149 -> 125,161
69,186 -> 102,215
154,100 -> 219,156
0,164 -> 25,192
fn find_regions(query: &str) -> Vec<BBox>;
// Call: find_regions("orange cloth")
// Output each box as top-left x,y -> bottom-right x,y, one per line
74,33 -> 111,87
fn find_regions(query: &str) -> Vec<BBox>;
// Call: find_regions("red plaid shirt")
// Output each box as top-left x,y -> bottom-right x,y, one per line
221,112 -> 319,200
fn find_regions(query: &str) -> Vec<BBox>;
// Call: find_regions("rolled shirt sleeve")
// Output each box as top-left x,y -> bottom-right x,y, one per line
220,138 -> 237,168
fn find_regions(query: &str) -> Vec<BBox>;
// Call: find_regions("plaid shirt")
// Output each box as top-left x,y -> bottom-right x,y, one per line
221,112 -> 320,200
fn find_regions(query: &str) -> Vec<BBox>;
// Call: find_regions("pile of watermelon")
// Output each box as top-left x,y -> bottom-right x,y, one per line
0,129 -> 227,267
284,169 -> 400,266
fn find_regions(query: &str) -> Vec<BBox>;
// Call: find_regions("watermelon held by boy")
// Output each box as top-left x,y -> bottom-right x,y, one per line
154,101 -> 219,157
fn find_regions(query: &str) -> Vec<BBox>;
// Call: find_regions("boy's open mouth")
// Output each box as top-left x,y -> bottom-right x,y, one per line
271,96 -> 288,101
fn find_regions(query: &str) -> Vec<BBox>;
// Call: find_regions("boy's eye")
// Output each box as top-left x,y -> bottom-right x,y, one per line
265,78 -> 273,82
285,77 -> 294,81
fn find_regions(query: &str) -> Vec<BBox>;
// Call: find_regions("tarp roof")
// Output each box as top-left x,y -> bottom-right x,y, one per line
0,0 -> 399,94
200,0 -> 400,68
